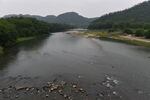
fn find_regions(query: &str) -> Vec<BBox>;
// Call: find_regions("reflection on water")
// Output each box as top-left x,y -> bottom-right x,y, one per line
0,36 -> 48,70
0,32 -> 150,100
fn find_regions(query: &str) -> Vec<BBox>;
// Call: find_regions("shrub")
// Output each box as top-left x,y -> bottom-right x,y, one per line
135,29 -> 144,37
108,29 -> 116,32
144,30 -> 150,39
123,29 -> 133,34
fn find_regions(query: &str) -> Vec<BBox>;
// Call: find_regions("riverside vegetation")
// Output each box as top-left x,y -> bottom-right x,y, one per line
87,22 -> 150,47
85,1 -> 150,47
0,17 -> 73,55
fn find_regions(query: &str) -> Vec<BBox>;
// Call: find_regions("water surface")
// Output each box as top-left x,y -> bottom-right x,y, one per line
0,32 -> 150,100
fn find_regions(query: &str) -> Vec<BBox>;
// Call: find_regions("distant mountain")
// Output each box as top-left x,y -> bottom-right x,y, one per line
92,1 -> 150,23
4,12 -> 97,27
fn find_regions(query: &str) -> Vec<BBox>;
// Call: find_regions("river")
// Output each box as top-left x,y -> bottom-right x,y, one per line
0,32 -> 150,100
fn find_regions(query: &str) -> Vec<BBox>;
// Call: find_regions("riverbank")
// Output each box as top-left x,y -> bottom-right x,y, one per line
67,30 -> 150,47
0,36 -> 36,56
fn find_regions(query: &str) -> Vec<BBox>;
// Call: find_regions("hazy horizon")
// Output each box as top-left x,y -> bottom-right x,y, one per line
0,0 -> 147,18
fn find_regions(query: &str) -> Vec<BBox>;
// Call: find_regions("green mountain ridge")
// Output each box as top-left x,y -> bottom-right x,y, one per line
4,12 -> 97,27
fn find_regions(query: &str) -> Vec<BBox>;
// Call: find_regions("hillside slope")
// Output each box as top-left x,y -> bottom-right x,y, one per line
92,1 -> 150,23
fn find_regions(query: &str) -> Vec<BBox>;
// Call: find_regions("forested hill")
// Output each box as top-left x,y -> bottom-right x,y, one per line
0,17 -> 73,48
4,12 -> 97,27
92,1 -> 150,23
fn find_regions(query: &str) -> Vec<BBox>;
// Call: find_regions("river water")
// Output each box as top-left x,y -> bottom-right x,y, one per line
0,32 -> 150,100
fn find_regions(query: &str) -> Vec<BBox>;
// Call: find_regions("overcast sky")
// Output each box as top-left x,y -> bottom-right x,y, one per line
0,0 -> 147,18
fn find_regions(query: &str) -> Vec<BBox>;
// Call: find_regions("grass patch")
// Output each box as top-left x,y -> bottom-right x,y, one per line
17,37 -> 35,43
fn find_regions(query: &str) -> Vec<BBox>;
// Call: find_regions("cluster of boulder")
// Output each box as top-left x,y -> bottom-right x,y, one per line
0,79 -> 88,100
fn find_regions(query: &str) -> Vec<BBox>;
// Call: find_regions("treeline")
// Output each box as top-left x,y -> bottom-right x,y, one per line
88,22 -> 150,38
0,17 -> 73,48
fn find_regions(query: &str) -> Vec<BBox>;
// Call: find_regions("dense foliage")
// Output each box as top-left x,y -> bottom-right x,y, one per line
0,17 -> 73,47
92,1 -> 150,23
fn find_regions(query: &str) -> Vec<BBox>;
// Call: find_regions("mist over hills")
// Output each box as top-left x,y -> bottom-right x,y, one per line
4,12 -> 97,27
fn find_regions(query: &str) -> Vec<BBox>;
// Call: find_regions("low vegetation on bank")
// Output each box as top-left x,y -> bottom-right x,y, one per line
0,17 -> 73,54
79,30 -> 150,47
16,37 -> 35,43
